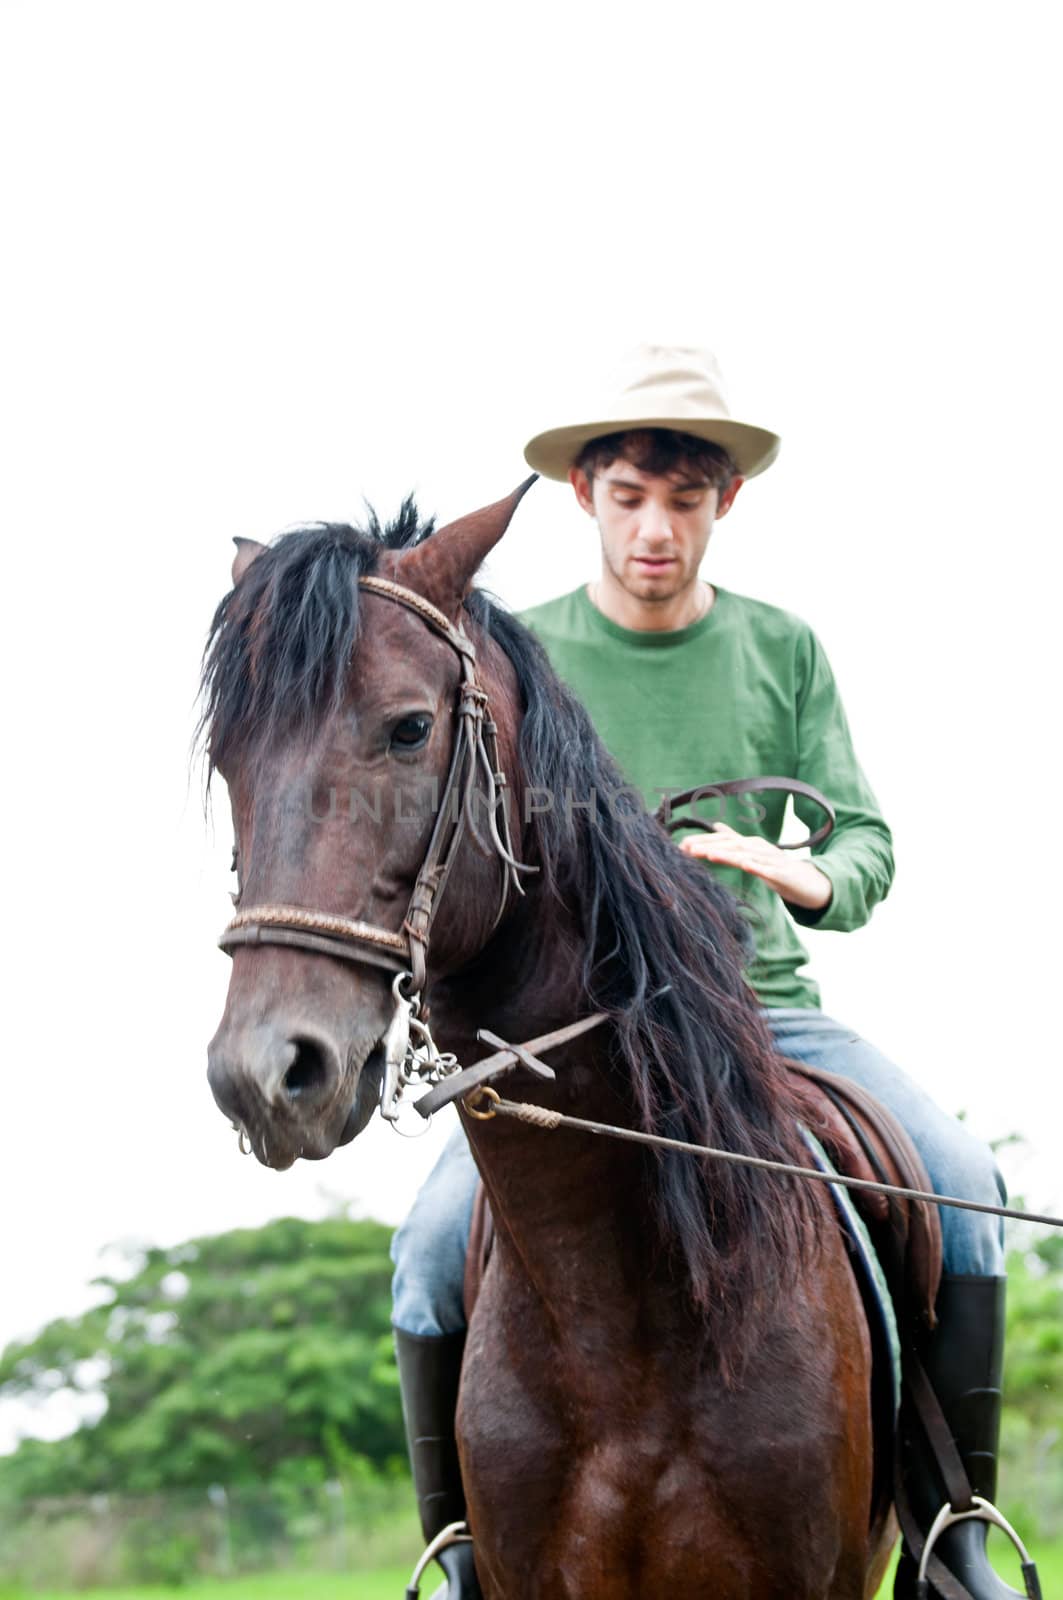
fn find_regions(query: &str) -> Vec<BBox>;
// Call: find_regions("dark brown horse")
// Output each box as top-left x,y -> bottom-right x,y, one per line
202,486 -> 895,1597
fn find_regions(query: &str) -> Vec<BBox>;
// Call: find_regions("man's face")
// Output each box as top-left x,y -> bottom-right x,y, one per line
570,458 -> 742,607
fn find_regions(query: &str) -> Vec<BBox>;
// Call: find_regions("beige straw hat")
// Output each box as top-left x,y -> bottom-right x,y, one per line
523,344 -> 780,482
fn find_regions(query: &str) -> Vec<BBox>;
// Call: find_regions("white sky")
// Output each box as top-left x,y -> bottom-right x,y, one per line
1,1 -> 1060,1451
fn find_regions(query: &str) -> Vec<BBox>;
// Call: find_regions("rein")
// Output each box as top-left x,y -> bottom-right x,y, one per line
454,1081 -> 1063,1232
405,1007 -> 1063,1232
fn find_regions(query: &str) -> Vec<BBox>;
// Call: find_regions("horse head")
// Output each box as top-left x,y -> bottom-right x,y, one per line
203,479 -> 536,1169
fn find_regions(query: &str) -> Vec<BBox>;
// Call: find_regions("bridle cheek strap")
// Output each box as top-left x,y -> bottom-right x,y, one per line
217,574 -> 535,995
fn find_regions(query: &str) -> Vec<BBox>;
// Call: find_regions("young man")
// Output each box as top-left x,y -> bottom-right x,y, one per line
392,346 -> 1013,1600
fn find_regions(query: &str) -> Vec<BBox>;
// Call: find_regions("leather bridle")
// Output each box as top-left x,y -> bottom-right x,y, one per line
219,573 -> 533,1013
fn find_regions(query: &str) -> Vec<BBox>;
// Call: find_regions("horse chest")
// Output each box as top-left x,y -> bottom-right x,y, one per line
462,1385 -> 859,1599
460,1267 -> 873,1598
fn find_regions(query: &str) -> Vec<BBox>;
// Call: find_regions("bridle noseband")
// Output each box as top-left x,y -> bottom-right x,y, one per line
218,574 -> 535,1119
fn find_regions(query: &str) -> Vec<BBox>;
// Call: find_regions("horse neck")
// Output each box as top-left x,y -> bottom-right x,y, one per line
429,896 -> 663,1319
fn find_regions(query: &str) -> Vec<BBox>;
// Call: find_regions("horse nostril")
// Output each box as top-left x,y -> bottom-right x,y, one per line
283,1038 -> 331,1101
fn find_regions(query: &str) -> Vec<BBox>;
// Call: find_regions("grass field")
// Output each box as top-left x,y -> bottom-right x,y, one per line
9,1581 -> 414,1600
9,1536 -> 1060,1597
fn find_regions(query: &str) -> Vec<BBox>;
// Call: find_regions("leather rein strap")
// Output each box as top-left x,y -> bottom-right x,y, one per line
656,775 -> 835,850
219,575 -> 532,995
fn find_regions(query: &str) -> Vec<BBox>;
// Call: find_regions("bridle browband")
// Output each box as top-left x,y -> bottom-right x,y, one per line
219,574 -> 536,1111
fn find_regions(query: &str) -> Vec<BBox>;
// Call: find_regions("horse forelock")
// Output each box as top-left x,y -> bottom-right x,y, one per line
196,499 -> 436,786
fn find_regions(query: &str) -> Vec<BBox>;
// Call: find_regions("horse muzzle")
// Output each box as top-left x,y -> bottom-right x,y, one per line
206,1018 -> 384,1169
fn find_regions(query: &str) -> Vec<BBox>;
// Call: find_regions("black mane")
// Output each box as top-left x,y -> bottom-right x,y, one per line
197,498 -> 433,782
199,501 -> 817,1351
468,595 -> 818,1348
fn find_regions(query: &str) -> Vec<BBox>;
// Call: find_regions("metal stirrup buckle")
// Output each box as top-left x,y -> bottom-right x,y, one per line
405,1519 -> 473,1600
916,1495 -> 1042,1599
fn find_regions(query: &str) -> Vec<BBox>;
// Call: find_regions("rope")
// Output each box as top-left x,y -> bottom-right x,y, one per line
470,1093 -> 1063,1230
509,1102 -> 563,1130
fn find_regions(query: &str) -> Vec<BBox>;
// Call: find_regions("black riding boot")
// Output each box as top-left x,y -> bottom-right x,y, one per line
895,1274 -> 1032,1599
395,1328 -> 483,1600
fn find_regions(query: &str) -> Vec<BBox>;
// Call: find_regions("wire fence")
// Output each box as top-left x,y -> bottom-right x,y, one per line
0,1426 -> 1058,1591
0,1475 -> 421,1589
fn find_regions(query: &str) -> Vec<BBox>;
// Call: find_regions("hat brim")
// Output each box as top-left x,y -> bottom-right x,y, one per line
523,415 -> 780,482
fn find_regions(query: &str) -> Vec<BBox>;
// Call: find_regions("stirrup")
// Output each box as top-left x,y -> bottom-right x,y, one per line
404,1520 -> 473,1600
915,1495 -> 1042,1599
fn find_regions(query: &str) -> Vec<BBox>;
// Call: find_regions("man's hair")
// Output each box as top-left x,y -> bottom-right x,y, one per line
574,427 -> 738,492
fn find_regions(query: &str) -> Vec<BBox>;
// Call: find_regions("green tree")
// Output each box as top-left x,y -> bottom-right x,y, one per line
1001,1229 -> 1063,1538
0,1215 -> 406,1501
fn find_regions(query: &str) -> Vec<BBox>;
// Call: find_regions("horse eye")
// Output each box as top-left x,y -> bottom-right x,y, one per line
390,715 -> 433,752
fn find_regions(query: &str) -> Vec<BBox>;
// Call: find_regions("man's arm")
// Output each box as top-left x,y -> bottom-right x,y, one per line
681,625 -> 894,930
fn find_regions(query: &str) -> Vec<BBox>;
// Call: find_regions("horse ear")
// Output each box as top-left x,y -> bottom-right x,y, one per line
395,475 -> 538,612
232,537 -> 266,587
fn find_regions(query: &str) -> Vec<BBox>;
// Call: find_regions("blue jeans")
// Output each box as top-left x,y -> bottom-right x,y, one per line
391,1008 -> 1006,1335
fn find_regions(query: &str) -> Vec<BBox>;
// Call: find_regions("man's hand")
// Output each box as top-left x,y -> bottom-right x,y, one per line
678,821 -> 833,912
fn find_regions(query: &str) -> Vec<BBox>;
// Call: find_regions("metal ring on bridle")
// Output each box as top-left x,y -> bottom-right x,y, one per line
463,1085 -> 501,1121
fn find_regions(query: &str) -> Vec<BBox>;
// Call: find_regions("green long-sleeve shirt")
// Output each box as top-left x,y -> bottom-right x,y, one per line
518,584 -> 894,1010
